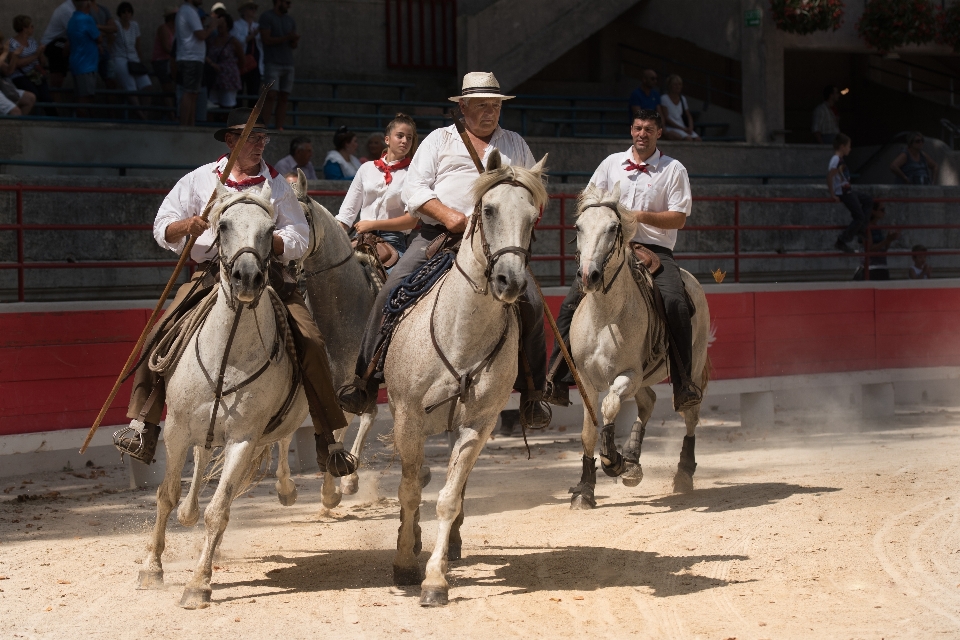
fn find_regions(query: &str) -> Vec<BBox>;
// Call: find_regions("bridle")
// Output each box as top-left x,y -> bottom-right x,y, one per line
214,197 -> 275,310
578,200 -> 626,295
454,178 -> 539,300
296,198 -> 355,278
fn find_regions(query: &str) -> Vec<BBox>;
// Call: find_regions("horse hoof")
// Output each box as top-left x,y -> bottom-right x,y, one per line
277,487 -> 298,506
570,495 -> 596,510
137,569 -> 163,590
600,451 -> 626,478
447,544 -> 461,562
177,507 -> 200,528
418,466 -> 432,488
673,470 -> 694,493
419,587 -> 449,607
620,462 -> 643,487
179,587 -> 212,609
341,473 -> 359,495
393,565 -> 423,586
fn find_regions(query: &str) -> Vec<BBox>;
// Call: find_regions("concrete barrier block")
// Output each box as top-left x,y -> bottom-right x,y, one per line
862,382 -> 895,419
740,391 -> 774,428
126,447 -> 166,489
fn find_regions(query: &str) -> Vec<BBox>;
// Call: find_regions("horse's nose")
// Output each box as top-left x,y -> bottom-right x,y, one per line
585,267 -> 602,288
232,263 -> 264,295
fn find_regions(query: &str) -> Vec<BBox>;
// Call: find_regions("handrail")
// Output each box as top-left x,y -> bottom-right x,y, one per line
942,119 -> 960,150
0,159 -> 196,176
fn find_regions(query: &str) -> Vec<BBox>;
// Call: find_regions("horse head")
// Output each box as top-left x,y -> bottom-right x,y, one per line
210,180 -> 276,306
575,182 -> 637,293
468,150 -> 548,303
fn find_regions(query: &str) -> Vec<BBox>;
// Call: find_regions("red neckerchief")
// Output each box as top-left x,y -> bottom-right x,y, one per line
625,160 -> 650,174
214,154 -> 274,189
373,157 -> 411,185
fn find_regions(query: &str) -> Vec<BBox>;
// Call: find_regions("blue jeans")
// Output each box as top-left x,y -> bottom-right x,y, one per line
376,231 -> 407,259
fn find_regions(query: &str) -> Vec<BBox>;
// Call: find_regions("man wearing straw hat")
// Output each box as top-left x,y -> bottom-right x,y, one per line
115,108 -> 352,477
338,72 -> 551,430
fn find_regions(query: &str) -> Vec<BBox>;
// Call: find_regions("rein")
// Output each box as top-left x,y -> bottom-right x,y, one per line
300,247 -> 353,279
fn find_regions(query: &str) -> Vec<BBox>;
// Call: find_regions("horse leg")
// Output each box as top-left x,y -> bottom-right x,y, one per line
180,440 -> 255,609
598,373 -> 636,478
275,433 -> 298,506
621,386 -> 656,487
570,386 -> 599,510
320,426 -> 346,509
341,405 -> 376,495
178,445 -> 211,527
138,428 -> 189,589
673,403 -> 700,493
447,481 -> 467,562
393,434 -> 425,586
420,426 -> 485,606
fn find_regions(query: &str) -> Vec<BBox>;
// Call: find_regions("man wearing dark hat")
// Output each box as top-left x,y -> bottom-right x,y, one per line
115,108 -> 351,476
337,72 -> 551,430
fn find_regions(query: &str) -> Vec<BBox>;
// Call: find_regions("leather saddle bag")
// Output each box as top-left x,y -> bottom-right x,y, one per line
630,242 -> 662,275
352,232 -> 400,270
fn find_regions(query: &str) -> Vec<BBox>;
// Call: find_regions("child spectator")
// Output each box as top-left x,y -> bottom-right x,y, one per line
6,16 -> 53,113
890,132 -> 938,185
274,136 -> 315,179
854,202 -> 899,281
812,85 -> 840,145
67,0 -> 102,114
323,126 -> 361,180
908,245 -> 932,279
828,133 -> 872,253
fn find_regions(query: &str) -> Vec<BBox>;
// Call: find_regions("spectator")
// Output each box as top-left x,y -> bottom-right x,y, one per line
0,34 -> 37,116
659,74 -> 700,141
40,0 -> 76,90
205,13 -> 243,109
854,202 -> 899,281
628,68 -> 660,117
230,1 -> 262,107
5,16 -> 53,113
323,126 -> 361,180
908,244 -> 932,279
210,2 -> 229,17
88,0 -> 117,89
283,170 -> 297,184
176,0 -> 216,126
828,133 -> 872,254
151,7 -> 177,99
259,0 -> 298,130
360,132 -> 385,163
113,2 -> 151,118
67,0 -> 102,115
890,132 -> 938,185
812,84 -> 840,145
274,136 -> 315,179
335,113 -> 419,256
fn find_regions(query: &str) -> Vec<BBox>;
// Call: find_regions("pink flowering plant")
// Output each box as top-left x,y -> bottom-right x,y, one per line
771,0 -> 844,35
936,2 -> 960,52
857,0 -> 937,54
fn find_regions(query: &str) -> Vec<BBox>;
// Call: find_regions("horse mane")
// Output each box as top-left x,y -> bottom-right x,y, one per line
575,183 -> 630,220
209,188 -> 274,229
471,162 -> 548,210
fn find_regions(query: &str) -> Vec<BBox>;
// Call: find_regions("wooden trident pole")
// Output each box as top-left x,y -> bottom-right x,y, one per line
79,84 -> 274,454
450,107 -> 599,428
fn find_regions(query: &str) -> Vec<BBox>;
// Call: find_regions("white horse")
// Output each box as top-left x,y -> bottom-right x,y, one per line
387,151 -> 548,606
568,183 -> 711,509
136,181 -> 309,609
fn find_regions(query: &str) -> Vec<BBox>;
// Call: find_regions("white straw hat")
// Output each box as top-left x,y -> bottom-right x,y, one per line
448,72 -> 515,102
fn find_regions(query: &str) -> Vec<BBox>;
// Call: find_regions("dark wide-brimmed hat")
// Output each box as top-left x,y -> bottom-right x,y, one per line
214,108 -> 269,142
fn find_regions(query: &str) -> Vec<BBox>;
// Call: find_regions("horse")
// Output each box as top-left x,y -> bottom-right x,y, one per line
568,182 -> 711,509
135,180 -> 309,609
386,150 -> 548,606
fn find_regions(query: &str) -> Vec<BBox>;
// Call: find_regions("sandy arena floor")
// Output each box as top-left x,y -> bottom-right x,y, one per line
2,403 -> 960,639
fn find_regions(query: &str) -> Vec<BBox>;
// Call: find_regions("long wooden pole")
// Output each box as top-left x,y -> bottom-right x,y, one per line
79,84 -> 274,454
450,106 -> 599,428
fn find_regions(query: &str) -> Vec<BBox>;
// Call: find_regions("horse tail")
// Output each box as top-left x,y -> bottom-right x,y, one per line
700,351 -> 712,396
203,445 -> 272,497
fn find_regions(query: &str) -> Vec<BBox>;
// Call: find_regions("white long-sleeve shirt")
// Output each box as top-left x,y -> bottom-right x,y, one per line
154,156 -> 309,263
335,159 -> 409,228
402,124 -> 535,226
588,148 -> 692,250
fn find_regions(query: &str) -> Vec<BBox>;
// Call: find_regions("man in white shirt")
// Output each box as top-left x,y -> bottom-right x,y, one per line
175,0 -> 216,126
117,109 -> 350,478
338,72 -> 550,429
545,108 -> 702,411
40,0 -> 77,88
274,136 -> 316,180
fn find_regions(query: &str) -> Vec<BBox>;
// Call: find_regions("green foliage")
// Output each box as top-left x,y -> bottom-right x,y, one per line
857,0 -> 937,54
771,0 -> 845,35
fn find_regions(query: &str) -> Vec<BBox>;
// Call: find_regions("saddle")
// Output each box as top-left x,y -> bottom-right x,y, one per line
351,232 -> 400,281
424,231 -> 463,260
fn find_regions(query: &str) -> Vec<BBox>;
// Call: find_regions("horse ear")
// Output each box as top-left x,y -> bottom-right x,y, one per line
259,177 -> 273,202
531,153 -> 548,176
295,168 -> 308,200
214,180 -> 230,200
485,148 -> 502,172
611,181 -> 622,203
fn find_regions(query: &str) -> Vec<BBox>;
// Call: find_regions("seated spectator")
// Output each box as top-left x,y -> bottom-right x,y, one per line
828,133 -> 872,254
854,202 -> 899,281
908,245 -> 932,279
231,1 -> 262,108
628,68 -> 660,117
360,132 -> 385,163
205,13 -> 243,109
6,16 -> 53,114
67,0 -> 102,115
890,132 -> 938,185
0,34 -> 37,116
113,2 -> 152,119
323,126 -> 361,180
151,7 -> 177,99
284,170 -> 297,184
659,74 -> 700,141
40,0 -> 76,90
274,136 -> 315,179
812,85 -> 840,145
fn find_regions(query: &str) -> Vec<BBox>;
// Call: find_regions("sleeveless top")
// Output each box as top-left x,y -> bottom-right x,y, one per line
900,150 -> 932,185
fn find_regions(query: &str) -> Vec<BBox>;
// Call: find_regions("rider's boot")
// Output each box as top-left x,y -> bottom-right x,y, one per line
337,375 -> 379,415
673,382 -> 702,411
543,379 -> 571,407
519,389 -> 552,430
113,421 -> 161,464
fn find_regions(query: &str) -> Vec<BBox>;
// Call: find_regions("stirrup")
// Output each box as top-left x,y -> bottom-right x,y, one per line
326,442 -> 358,478
543,380 -> 571,407
519,391 -> 552,430
113,420 -> 160,464
337,376 -> 376,415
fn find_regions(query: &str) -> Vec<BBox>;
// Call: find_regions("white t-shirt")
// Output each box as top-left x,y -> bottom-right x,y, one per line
175,3 -> 206,62
588,148 -> 692,250
41,0 -> 76,46
660,94 -> 689,131
828,154 -> 850,196
113,21 -> 141,61
230,19 -> 263,74
336,159 -> 410,228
